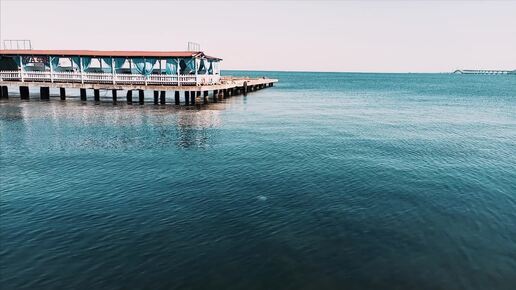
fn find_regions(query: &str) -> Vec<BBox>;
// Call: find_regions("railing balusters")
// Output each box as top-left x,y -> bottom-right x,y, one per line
0,71 -> 216,86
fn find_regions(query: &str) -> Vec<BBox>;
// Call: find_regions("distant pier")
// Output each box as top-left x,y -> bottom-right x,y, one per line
453,69 -> 516,75
0,49 -> 277,105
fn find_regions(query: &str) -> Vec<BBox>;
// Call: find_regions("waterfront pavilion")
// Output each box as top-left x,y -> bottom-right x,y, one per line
0,50 -> 222,86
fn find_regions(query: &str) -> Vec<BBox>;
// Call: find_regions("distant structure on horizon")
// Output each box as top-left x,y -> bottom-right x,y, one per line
453,69 -> 516,75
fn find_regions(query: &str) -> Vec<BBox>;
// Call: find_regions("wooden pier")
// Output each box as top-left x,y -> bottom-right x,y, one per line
0,49 -> 277,105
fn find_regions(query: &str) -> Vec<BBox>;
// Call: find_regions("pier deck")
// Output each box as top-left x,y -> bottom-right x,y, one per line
0,76 -> 277,105
0,76 -> 278,92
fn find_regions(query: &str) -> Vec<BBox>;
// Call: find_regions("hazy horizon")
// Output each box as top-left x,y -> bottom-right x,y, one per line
1,0 -> 515,73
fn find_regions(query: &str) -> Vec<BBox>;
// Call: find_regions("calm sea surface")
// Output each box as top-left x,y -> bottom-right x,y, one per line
1,72 -> 516,289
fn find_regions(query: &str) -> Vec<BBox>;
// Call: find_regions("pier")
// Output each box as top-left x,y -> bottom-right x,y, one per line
453,69 -> 516,75
0,49 -> 277,105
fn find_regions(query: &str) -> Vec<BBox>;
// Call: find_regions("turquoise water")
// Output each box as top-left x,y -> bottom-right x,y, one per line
1,72 -> 516,289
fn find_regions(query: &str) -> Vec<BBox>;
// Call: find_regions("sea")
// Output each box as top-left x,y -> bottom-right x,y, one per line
1,71 -> 515,289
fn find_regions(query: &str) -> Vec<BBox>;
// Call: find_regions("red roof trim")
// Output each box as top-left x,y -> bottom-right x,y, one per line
0,49 -> 222,60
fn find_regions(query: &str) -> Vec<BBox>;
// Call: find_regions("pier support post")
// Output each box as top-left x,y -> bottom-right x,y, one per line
40,87 -> 50,100
20,86 -> 29,100
203,91 -> 209,104
60,88 -> 66,100
154,91 -> 159,105
139,90 -> 144,105
160,91 -> 166,105
190,91 -> 196,105
174,91 -> 180,105
126,90 -> 133,104
80,88 -> 87,101
212,90 -> 218,102
112,89 -> 117,104
195,91 -> 201,105
223,89 -> 228,99
185,91 -> 190,105
0,86 -> 7,99
243,81 -> 248,96
94,89 -> 100,102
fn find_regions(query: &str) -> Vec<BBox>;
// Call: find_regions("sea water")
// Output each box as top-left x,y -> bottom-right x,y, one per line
1,72 -> 515,289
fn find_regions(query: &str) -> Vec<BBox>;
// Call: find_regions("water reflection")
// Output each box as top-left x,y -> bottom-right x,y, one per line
175,110 -> 222,148
0,100 -> 226,150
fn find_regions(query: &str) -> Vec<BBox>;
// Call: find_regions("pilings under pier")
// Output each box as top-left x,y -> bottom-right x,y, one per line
20,86 -> 29,100
160,91 -> 166,105
94,89 -> 100,102
212,90 -> 218,103
154,91 -> 159,105
112,89 -> 118,104
60,88 -> 66,100
139,90 -> 144,105
80,88 -> 87,101
0,77 -> 277,106
126,90 -> 133,104
40,87 -> 50,100
1,86 -> 9,99
184,91 -> 190,105
203,91 -> 209,104
175,91 -> 180,105
190,91 -> 196,105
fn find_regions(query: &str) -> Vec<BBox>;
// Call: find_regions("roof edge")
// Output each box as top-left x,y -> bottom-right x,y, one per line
0,49 -> 222,60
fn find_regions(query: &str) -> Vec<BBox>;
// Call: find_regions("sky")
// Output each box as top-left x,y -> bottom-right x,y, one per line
1,0 -> 515,73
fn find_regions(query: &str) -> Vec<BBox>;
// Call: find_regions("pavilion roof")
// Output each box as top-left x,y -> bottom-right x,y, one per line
0,49 -> 222,60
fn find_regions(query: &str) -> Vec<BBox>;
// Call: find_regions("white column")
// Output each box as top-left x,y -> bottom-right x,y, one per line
50,56 -> 54,83
111,57 -> 116,84
194,58 -> 198,85
129,58 -> 133,83
177,58 -> 180,86
79,57 -> 84,84
144,57 -> 147,86
19,56 -> 24,82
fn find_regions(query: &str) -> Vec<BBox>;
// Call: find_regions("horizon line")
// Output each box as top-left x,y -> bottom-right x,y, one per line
222,68 -> 516,74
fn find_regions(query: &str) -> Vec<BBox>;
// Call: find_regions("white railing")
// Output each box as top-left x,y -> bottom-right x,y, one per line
0,70 -> 221,86
54,71 -> 82,82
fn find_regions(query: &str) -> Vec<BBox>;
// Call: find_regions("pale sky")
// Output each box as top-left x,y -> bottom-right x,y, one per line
1,0 -> 515,72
